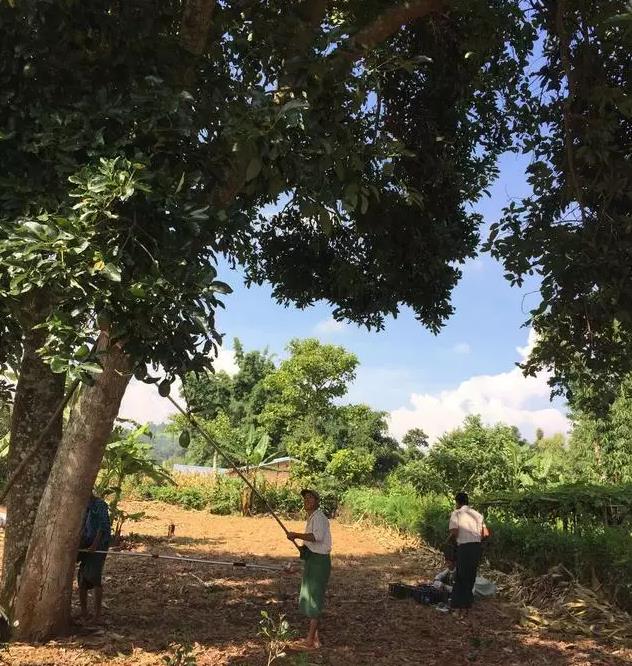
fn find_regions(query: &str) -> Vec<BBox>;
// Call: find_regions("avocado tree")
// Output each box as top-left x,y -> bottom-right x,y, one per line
0,0 -> 533,638
486,0 -> 632,414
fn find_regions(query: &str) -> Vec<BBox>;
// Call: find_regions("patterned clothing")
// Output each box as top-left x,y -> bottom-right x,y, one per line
434,567 -> 456,593
81,496 -> 111,550
78,496 -> 111,590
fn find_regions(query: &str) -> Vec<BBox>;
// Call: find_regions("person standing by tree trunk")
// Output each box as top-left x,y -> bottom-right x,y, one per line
286,489 -> 332,650
448,491 -> 489,620
77,492 -> 111,624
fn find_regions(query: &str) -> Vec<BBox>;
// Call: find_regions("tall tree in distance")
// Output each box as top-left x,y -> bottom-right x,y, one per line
402,428 -> 429,462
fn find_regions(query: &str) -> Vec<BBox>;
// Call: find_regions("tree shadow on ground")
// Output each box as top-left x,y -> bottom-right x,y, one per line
10,545 -> 629,666
122,532 -> 227,549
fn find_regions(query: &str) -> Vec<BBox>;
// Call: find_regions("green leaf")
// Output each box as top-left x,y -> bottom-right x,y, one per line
210,281 -> 233,295
80,372 -> 96,387
50,357 -> 66,374
245,157 -> 263,182
75,344 -> 91,361
72,239 -> 90,254
81,362 -> 104,375
278,99 -> 310,116
103,264 -> 122,282
318,209 -> 333,235
130,284 -> 146,298
22,221 -> 56,240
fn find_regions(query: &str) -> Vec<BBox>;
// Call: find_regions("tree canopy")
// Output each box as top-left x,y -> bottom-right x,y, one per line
0,0 -> 536,390
173,338 -> 400,488
2,0 -> 632,641
486,0 -> 632,413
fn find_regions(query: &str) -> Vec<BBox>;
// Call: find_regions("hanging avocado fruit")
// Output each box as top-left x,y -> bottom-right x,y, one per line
158,379 -> 171,397
179,430 -> 191,449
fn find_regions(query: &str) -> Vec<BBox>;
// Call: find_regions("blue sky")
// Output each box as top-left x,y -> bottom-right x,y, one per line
120,153 -> 569,441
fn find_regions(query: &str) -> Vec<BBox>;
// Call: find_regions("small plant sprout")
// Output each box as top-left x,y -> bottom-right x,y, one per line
258,610 -> 295,666
162,643 -> 197,666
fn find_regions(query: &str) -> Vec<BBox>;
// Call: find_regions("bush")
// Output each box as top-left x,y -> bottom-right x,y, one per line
325,448 -> 375,488
480,483 -> 632,529
138,483 -> 212,511
341,485 -> 632,611
252,482 -> 303,516
135,475 -> 307,517
390,460 -> 449,496
208,478 -> 242,515
342,485 -> 448,534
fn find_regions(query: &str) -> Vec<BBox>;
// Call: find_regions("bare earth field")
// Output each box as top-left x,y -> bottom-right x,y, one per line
3,501 -> 631,665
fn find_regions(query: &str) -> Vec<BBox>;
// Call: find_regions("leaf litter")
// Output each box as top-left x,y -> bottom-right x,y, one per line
2,502 -> 631,665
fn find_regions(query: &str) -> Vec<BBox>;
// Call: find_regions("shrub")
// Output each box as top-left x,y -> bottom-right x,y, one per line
342,485 -> 437,534
390,460 -> 449,496
341,485 -> 632,611
480,483 -> 632,530
208,478 -> 242,515
325,448 -> 375,488
252,482 -> 303,516
135,475 -> 304,516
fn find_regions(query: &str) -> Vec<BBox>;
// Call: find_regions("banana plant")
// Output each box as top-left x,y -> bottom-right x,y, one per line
96,423 -> 173,539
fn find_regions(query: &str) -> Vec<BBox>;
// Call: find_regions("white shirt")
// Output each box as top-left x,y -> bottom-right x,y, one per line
449,505 -> 485,545
303,509 -> 332,554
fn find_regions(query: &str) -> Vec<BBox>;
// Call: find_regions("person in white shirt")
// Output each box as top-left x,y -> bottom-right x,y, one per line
448,491 -> 489,617
286,489 -> 332,649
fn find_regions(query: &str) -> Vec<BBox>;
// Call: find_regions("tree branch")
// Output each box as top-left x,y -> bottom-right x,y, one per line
277,0 -> 330,96
215,0 -> 446,214
348,0 -> 447,55
554,0 -> 587,224
180,0 -> 216,56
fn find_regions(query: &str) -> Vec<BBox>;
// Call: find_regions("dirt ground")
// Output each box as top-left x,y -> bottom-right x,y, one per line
4,501 -> 632,665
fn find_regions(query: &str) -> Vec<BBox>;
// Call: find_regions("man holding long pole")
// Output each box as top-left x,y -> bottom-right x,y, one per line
286,489 -> 332,650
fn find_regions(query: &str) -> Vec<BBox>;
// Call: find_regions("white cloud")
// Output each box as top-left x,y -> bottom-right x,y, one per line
388,330 -> 569,443
118,348 -> 238,425
453,342 -> 471,355
214,348 -> 239,375
314,317 -> 348,335
516,327 -> 538,360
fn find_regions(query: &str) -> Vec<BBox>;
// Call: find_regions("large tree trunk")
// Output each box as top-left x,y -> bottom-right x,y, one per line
0,302 -> 65,614
12,345 -> 131,640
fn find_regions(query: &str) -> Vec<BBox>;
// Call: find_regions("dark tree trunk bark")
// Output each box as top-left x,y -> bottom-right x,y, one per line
12,345 -> 131,640
0,301 -> 65,615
